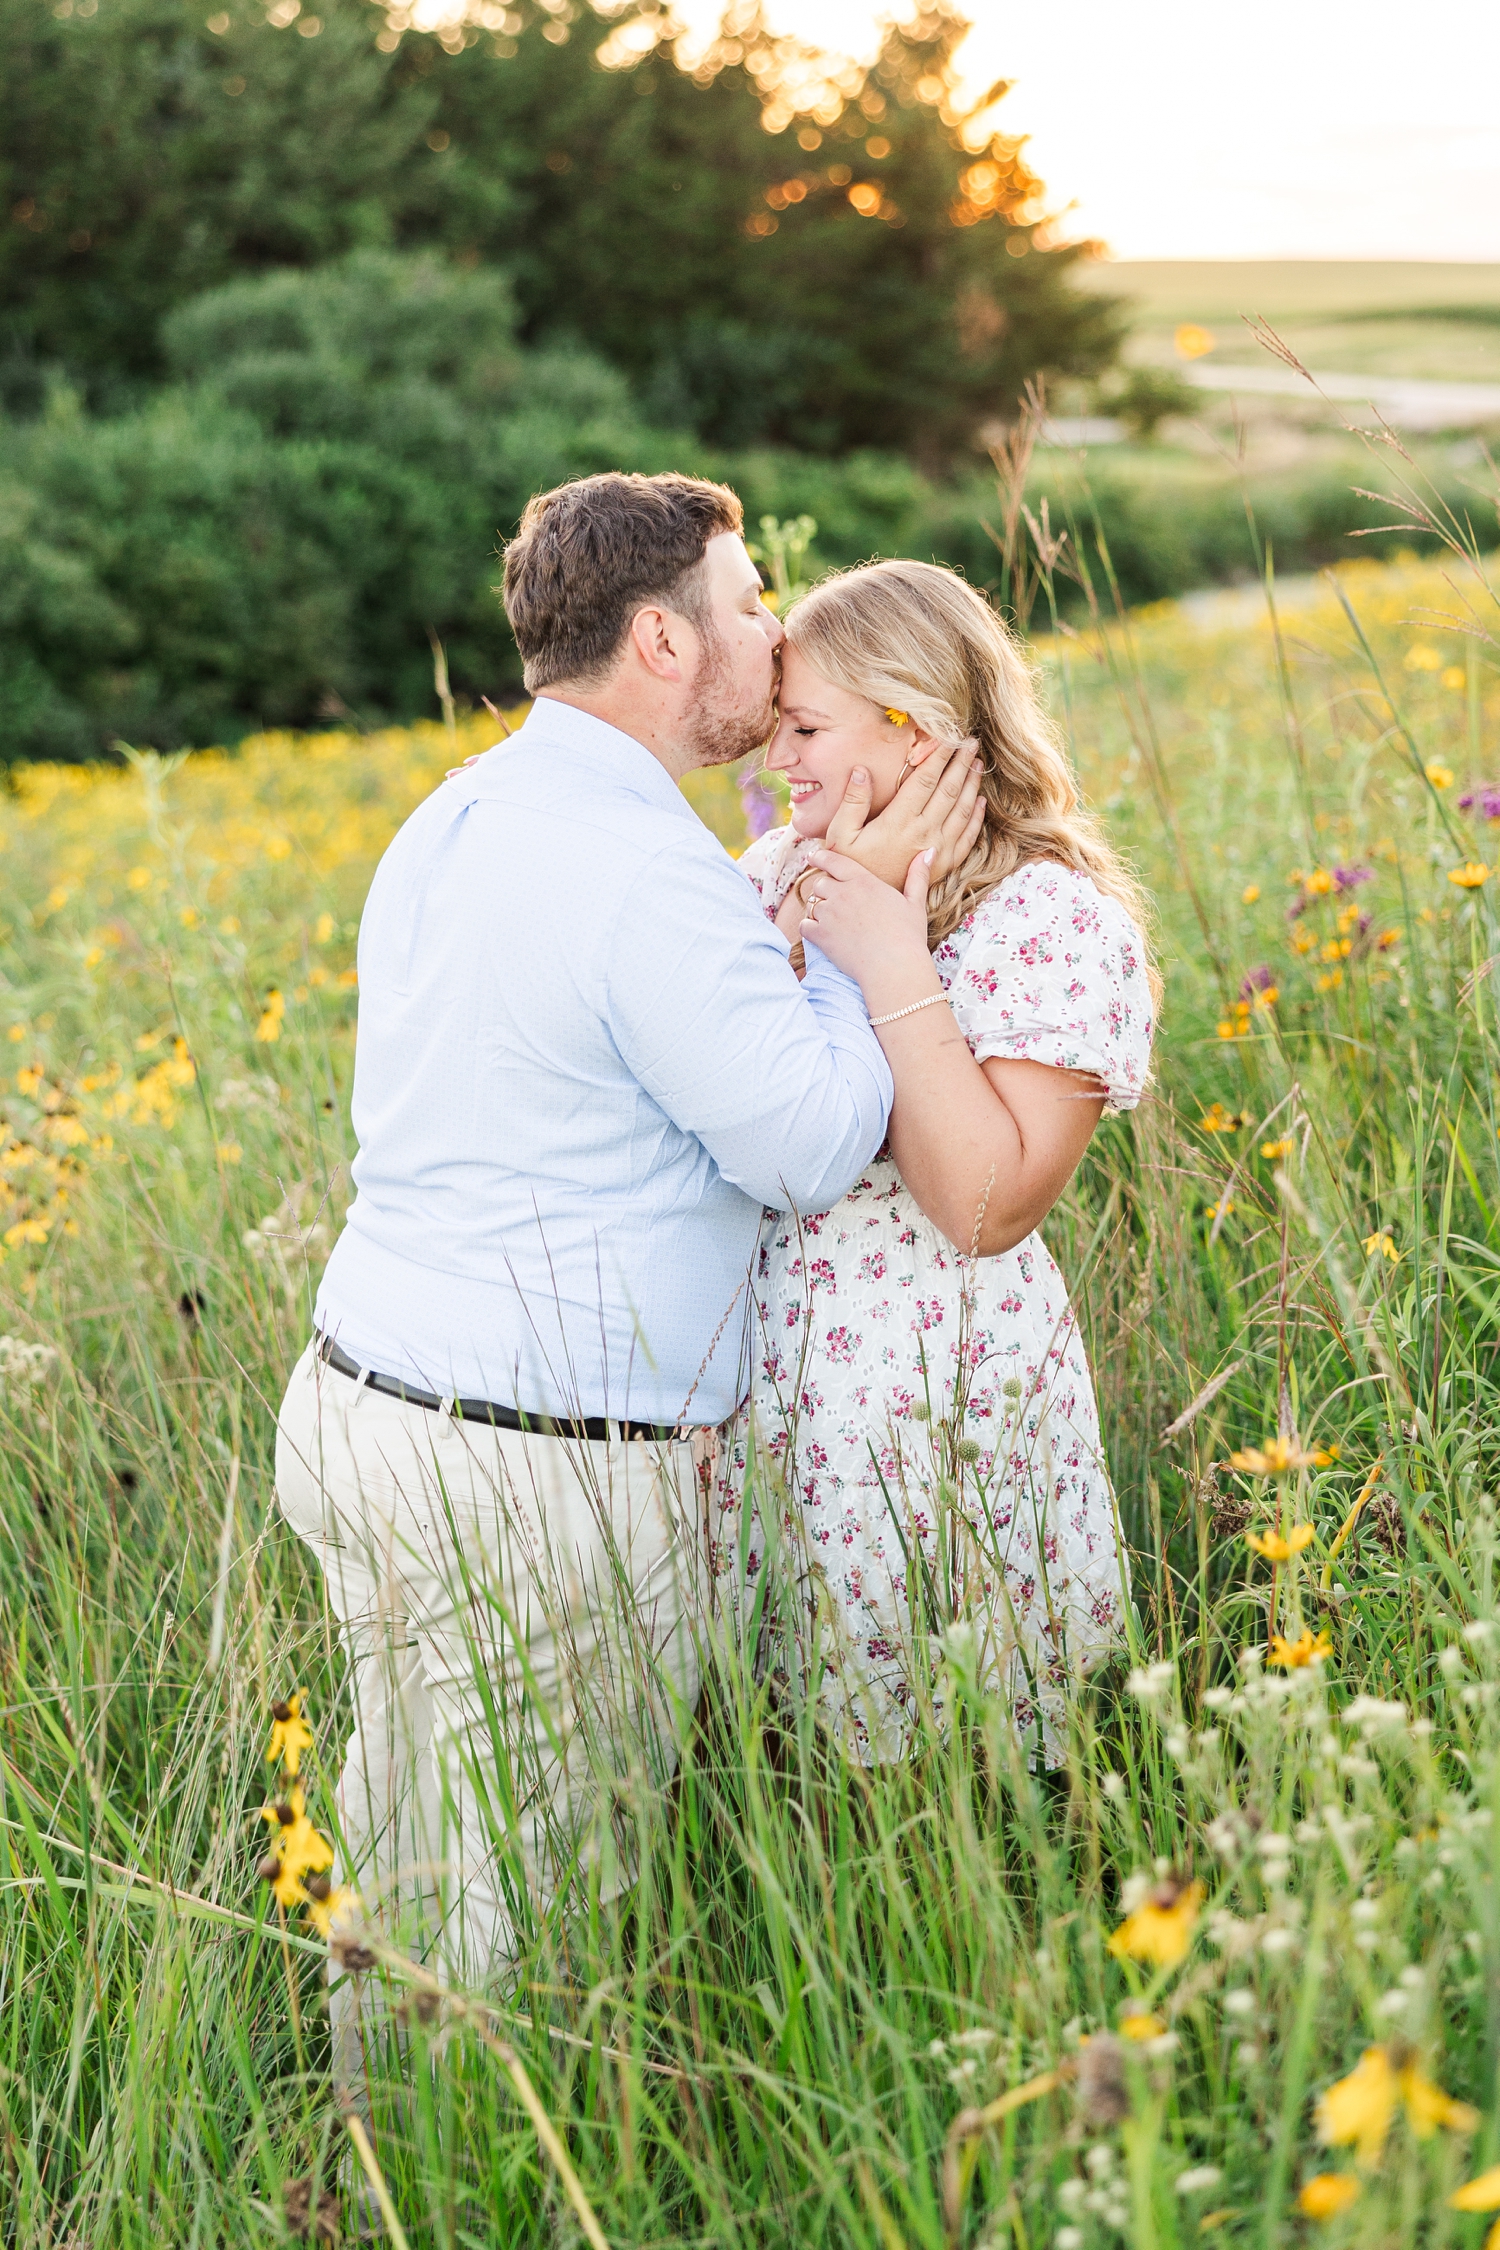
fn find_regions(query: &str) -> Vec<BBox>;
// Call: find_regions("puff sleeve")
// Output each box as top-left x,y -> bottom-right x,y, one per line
934,863 -> 1154,1114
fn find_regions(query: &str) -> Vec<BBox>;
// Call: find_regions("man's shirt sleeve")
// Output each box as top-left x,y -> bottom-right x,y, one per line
602,839 -> 893,1213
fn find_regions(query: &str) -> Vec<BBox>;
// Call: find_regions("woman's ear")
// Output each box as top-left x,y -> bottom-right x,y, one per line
903,724 -> 941,768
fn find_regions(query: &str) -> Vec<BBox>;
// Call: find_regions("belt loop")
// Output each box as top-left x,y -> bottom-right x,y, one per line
437,1392 -> 456,1425
350,1365 -> 373,1410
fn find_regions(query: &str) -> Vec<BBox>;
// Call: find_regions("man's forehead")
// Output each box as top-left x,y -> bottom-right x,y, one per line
705,529 -> 758,582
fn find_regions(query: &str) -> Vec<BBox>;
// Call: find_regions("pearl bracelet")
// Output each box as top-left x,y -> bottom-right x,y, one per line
868,990 -> 949,1028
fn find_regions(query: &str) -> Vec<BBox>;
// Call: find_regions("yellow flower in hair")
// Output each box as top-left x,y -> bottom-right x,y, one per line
885,708 -> 910,726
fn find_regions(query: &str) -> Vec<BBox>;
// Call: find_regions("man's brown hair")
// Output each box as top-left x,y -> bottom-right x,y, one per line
502,471 -> 745,692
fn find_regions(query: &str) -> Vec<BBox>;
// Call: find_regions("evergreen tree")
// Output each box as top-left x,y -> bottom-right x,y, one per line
0,0 -> 1122,456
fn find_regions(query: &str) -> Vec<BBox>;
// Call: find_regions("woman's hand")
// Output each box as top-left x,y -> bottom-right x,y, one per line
827,737 -> 984,890
796,845 -> 940,1019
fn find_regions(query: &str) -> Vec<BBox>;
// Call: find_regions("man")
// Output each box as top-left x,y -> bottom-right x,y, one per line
273,472 -> 894,2068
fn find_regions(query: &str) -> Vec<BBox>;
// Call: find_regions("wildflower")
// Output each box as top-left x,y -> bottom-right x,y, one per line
1199,1103 -> 1248,1134
1404,645 -> 1443,671
1363,1231 -> 1399,1262
1261,1137 -> 1294,1160
302,1873 -> 359,1940
1268,1628 -> 1332,1669
1315,2045 -> 1477,2167
1291,924 -> 1318,954
260,1851 -> 310,1911
1246,1523 -> 1315,1561
1305,868 -> 1336,897
1229,1437 -> 1317,1475
1449,862 -> 1489,889
1299,2175 -> 1360,2218
1450,2168 -> 1500,2213
884,709 -> 910,726
254,989 -> 286,1042
1175,323 -> 1215,359
1108,1875 -> 1203,1968
1333,865 -> 1373,891
266,1692 -> 314,1777
1120,2009 -> 1165,2040
260,1786 -> 334,1885
1175,2168 -> 1224,2196
1242,883 -> 1261,903
1457,786 -> 1500,821
314,911 -> 335,943
1426,762 -> 1455,790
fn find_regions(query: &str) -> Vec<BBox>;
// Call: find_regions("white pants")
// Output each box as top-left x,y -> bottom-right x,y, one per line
274,1342 -> 701,2092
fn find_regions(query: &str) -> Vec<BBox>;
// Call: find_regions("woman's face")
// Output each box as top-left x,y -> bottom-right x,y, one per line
763,642 -> 917,839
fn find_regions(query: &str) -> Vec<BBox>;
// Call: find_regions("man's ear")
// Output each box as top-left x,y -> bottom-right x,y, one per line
627,603 -> 693,684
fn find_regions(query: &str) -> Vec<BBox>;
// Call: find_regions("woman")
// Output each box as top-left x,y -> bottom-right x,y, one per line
715,559 -> 1155,1762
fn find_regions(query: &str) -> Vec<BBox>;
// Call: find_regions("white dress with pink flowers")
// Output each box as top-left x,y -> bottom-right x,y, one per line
713,825 -> 1154,1763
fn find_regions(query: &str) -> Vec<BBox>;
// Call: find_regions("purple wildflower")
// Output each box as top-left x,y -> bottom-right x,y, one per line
1240,963 -> 1276,998
739,767 -> 779,841
1332,865 -> 1373,891
1458,785 -> 1500,820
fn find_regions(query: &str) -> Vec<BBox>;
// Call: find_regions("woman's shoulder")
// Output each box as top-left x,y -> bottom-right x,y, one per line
938,859 -> 1145,968
737,822 -> 810,906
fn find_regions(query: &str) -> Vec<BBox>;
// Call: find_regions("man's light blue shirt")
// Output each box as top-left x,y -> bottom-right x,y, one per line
315,697 -> 893,1423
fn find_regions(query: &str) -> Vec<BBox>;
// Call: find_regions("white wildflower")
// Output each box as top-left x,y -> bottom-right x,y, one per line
1127,1660 -> 1176,1702
0,1335 -> 59,1398
1343,1696 -> 1408,1733
1175,2167 -> 1223,2196
1463,1619 -> 1496,1646
1223,1989 -> 1256,2017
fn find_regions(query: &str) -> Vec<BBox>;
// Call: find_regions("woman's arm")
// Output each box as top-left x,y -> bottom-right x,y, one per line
792,846 -> 1106,1255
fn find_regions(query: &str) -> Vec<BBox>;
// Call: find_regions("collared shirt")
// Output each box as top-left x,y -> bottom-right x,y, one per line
314,697 -> 893,1424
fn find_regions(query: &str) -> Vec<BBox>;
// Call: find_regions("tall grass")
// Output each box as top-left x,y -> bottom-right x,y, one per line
2,487 -> 1500,2246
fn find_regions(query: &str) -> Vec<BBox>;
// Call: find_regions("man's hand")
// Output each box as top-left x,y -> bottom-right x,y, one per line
829,737 -> 984,891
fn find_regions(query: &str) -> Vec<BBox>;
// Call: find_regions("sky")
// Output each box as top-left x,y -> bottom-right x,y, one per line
670,0 -> 1500,263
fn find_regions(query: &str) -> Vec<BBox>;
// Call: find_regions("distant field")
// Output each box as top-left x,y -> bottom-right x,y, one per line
1077,259 -> 1500,382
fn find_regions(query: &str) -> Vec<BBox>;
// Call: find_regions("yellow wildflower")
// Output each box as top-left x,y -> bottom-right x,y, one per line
1400,2063 -> 1479,2137
1268,1628 -> 1332,1669
1229,1437 -> 1317,1475
884,708 -> 910,726
266,1692 -> 314,1777
1298,2176 -> 1360,2219
1316,2046 -> 1477,2167
1316,2048 -> 1399,2165
1108,1876 -> 1203,1968
260,1786 -> 334,1884
1404,645 -> 1443,671
1119,2009 -> 1165,2040
1199,1103 -> 1248,1134
1449,863 -> 1489,889
1363,1231 -> 1399,1262
302,1876 -> 358,1940
1174,323 -> 1215,359
1450,2168 -> 1500,2213
1261,1137 -> 1294,1160
254,989 -> 286,1043
263,1854 -> 309,1911
314,911 -> 335,943
1242,883 -> 1261,904
1305,868 -> 1336,897
1246,1523 -> 1315,1562
1426,762 -> 1454,790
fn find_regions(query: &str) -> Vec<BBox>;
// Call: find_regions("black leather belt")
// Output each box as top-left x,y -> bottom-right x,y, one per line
315,1333 -> 683,1443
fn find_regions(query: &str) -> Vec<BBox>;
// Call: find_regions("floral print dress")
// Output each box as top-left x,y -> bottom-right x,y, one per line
713,824 -> 1155,1763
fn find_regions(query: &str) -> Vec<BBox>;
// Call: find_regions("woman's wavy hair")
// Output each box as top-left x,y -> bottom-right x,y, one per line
784,557 -> 1158,988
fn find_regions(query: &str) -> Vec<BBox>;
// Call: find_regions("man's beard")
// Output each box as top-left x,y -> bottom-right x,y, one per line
681,624 -> 777,770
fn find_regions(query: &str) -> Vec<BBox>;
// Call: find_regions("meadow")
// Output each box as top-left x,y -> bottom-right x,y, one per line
3,495 -> 1500,2247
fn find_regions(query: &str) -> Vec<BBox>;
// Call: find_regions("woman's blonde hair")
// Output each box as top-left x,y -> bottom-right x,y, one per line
785,558 -> 1156,976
